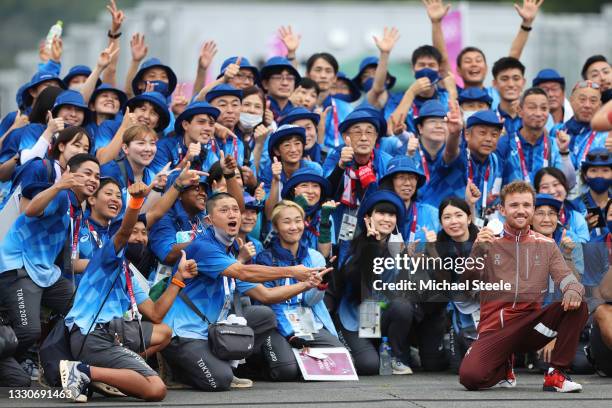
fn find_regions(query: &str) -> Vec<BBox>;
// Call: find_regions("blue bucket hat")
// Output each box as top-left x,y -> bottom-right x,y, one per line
352,56 -> 396,90
51,90 -> 92,125
335,71 -> 361,102
381,156 -> 426,188
357,190 -> 406,230
458,87 -> 493,106
63,65 -> 102,88
268,124 -> 306,159
466,110 -> 503,129
131,57 -> 177,96
217,56 -> 260,84
353,103 -> 387,137
535,193 -> 562,212
23,70 -> 66,107
338,109 -> 380,136
414,100 -> 447,126
281,166 -> 332,200
174,101 -> 220,136
166,169 -> 208,193
414,68 -> 441,85
125,91 -> 170,132
205,84 -> 243,104
244,191 -> 264,211
532,68 -> 565,89
90,83 -> 128,109
279,107 -> 320,127
581,147 -> 612,171
16,83 -> 29,110
260,56 -> 301,82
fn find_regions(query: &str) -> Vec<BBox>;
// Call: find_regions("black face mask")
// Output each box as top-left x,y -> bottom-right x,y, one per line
125,242 -> 157,279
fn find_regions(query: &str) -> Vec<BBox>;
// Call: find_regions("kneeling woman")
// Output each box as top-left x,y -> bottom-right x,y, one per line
335,190 -> 414,375
254,200 -> 343,381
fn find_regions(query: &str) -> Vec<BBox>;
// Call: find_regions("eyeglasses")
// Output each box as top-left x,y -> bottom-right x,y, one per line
572,80 -> 600,92
533,210 -> 558,219
269,74 -> 296,82
586,152 -> 609,162
235,72 -> 255,82
348,129 -> 377,137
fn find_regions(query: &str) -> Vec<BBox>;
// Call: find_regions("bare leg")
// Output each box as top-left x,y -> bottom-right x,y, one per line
140,323 -> 172,357
90,367 -> 167,401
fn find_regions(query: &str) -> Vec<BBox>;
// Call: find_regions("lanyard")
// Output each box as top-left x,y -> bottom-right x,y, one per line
123,261 -> 139,320
87,221 -> 103,248
232,136 -> 238,161
223,275 -> 236,300
467,150 -> 490,216
580,131 -> 597,162
284,277 -> 303,305
304,216 -> 320,237
419,147 -> 430,182
514,133 -> 548,182
331,98 -> 340,147
559,207 -> 567,225
69,203 -> 82,261
606,234 -> 612,264
412,102 -> 420,119
408,202 -> 418,242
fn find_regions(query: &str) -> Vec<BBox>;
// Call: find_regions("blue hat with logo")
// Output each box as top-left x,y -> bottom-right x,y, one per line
90,83 -> 128,109
338,109 -> 380,136
414,68 -> 441,85
279,106 -> 320,127
532,68 -> 565,89
217,56 -> 260,84
458,87 -> 493,106
174,101 -> 220,135
381,156 -> 426,188
268,124 -> 306,159
63,65 -> 101,88
414,99 -> 447,125
466,109 -> 503,129
581,147 -> 612,170
23,70 -> 66,107
352,56 -> 396,90
51,89 -> 92,125
335,71 -> 361,102
353,103 -> 387,137
125,91 -> 170,132
244,191 -> 264,211
535,193 -> 562,212
281,166 -> 332,200
260,56 -> 301,82
205,84 -> 243,103
132,57 -> 177,96
357,190 -> 406,230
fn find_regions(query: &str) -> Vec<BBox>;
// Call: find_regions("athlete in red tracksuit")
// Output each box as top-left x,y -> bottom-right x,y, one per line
459,181 -> 588,393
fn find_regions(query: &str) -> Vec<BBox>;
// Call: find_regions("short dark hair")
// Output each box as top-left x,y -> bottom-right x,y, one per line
67,153 -> 99,172
519,87 -> 548,107
492,57 -> 525,79
296,78 -> 320,95
411,45 -> 442,67
500,181 -> 535,206
242,86 -> 266,107
581,55 -> 608,79
206,192 -> 236,214
457,47 -> 487,68
534,167 -> 569,195
50,127 -> 92,160
306,52 -> 339,74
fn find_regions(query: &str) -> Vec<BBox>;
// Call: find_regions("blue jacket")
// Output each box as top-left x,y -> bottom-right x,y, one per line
321,96 -> 353,149
86,115 -> 123,154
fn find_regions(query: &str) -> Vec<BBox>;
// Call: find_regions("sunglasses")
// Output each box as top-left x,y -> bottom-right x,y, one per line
573,80 -> 600,92
586,152 -> 609,162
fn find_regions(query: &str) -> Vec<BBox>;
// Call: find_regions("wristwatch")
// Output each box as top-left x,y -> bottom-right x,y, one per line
108,30 -> 122,39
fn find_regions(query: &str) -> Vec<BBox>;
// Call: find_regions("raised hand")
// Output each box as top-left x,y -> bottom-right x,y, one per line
198,40 -> 217,70
406,133 -> 419,156
106,0 -> 125,34
254,182 -> 265,201
152,162 -> 172,191
214,123 -> 237,141
556,129 -> 570,154
559,229 -> 575,255
475,227 -> 495,249
97,42 -> 120,70
57,166 -> 86,190
120,106 -> 136,130
514,0 -> 544,25
177,164 -> 208,189
423,226 -> 437,243
237,238 -> 257,264
130,33 -> 148,62
446,99 -> 464,135
339,136 -> 354,170
176,250 -> 198,281
223,57 -> 241,83
289,265 -> 324,282
465,180 -> 482,207
12,111 -> 30,130
364,217 -> 381,240
408,77 -> 432,97
171,83 -> 189,116
263,100 -> 274,127
46,111 -> 65,134
278,25 -> 301,54
373,27 -> 400,54
38,40 -> 50,63
253,124 -> 271,146
219,150 -> 237,176
422,0 -> 451,23
50,36 -> 63,63
272,156 -> 283,181
240,165 -> 256,186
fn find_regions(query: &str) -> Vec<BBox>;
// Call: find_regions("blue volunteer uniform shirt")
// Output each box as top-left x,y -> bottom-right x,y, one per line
408,145 -> 447,207
392,91 -> 450,134
321,96 -> 353,150
214,131 -> 257,177
65,239 -> 149,334
100,158 -> 156,210
86,115 -> 123,154
268,97 -> 294,122
497,106 -> 522,138
163,227 -> 258,340
0,123 -> 46,163
260,159 -> 322,195
0,189 -> 81,287
560,203 -> 590,244
401,202 -> 440,243
151,135 -> 218,174
555,118 -> 608,170
11,158 -> 60,197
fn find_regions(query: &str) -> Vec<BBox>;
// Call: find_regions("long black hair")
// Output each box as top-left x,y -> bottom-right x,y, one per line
28,86 -> 63,124
436,197 -> 479,245
49,126 -> 92,160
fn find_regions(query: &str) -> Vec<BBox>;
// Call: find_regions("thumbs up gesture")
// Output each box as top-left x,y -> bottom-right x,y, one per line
223,57 -> 242,83
177,250 -> 198,281
237,237 -> 257,263
423,226 -> 437,243
556,129 -> 570,154
272,156 -> 283,181
46,110 -> 64,134
559,229 -> 575,255
406,133 -> 419,156
339,136 -> 354,169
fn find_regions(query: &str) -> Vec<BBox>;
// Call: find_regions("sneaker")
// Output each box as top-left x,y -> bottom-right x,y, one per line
230,376 -> 253,388
20,358 -> 40,381
59,360 -> 90,403
391,358 -> 413,375
495,356 -> 517,388
543,368 -> 582,393
89,381 -> 126,397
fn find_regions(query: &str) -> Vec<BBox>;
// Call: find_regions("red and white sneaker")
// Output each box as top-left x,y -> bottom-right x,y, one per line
543,368 -> 582,393
495,355 -> 517,388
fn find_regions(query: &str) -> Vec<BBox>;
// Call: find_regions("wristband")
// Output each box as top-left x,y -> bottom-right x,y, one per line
560,151 -> 569,156
223,173 -> 235,180
171,277 -> 186,289
520,24 -> 532,32
107,30 -> 122,39
607,110 -> 612,125
317,282 -> 329,291
152,185 -> 164,193
173,181 -> 186,193
127,196 -> 145,209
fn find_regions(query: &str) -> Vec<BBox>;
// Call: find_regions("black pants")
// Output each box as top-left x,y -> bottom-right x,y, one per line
0,270 -> 73,360
0,357 -> 31,387
590,320 -> 612,376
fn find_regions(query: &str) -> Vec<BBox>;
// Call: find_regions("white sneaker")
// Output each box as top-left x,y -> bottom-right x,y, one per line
494,357 -> 517,388
543,368 -> 582,393
230,375 -> 253,388
59,360 -> 90,403
391,358 -> 413,375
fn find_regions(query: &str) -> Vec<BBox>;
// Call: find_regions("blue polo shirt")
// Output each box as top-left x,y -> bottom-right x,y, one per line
268,97 -> 294,122
0,189 -> 81,287
100,158 -> 156,210
86,115 -> 123,154
65,239 -> 149,334
151,134 -> 218,174
497,106 -> 522,138
0,123 -> 46,163
556,118 -> 608,170
162,227 -> 258,340
321,95 -> 353,149
408,144 -> 447,207
402,202 -> 440,243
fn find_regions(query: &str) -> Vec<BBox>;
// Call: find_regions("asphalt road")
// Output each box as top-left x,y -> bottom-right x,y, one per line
1,371 -> 611,408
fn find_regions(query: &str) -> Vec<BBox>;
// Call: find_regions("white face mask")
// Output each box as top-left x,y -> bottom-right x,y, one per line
239,112 -> 262,130
213,225 -> 235,247
462,110 -> 478,124
387,228 -> 404,258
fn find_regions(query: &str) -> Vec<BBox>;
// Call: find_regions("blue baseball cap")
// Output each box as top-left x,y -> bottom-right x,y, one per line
244,191 -> 264,211
535,193 -> 562,212
335,71 -> 361,102
63,65 -> 101,88
279,107 -> 320,127
581,147 -> 612,170
381,156 -> 426,188
357,190 -> 406,230
268,124 -> 306,159
125,91 -> 170,132
338,109 -> 380,136
174,101 -> 220,136
458,87 -> 493,106
205,84 -> 243,103
414,68 -> 440,85
132,57 -> 177,96
466,109 -> 503,129
260,56 -> 301,82
90,83 -> 128,109
217,56 -> 260,84
353,103 -> 387,137
51,90 -> 92,125
532,68 -> 565,89
414,100 -> 447,125
281,166 -> 332,201
23,70 -> 66,107
352,56 -> 396,90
